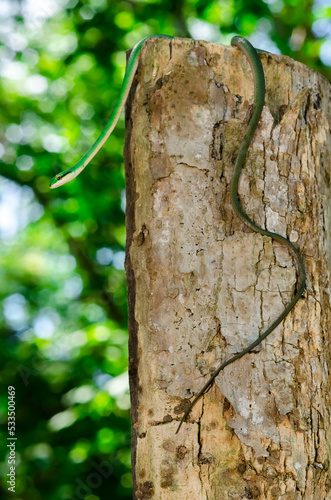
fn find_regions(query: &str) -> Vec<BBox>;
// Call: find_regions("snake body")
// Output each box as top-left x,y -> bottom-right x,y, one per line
49,35 -> 305,435
176,36 -> 305,433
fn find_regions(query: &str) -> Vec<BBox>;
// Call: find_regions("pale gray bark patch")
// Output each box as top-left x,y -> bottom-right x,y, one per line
125,37 -> 331,499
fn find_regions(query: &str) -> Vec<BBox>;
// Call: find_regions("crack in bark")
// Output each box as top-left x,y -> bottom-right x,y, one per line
197,395 -> 205,493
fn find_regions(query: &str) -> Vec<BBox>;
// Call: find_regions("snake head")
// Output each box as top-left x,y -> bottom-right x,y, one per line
50,169 -> 79,189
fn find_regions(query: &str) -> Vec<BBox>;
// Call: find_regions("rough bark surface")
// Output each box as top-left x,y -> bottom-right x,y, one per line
124,38 -> 331,500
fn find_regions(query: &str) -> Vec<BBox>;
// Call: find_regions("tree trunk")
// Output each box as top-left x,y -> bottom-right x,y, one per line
124,37 -> 331,500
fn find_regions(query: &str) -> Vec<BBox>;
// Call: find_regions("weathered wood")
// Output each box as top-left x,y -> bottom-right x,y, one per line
124,37 -> 331,500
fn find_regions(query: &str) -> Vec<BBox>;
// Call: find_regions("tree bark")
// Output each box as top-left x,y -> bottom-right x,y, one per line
124,37 -> 331,500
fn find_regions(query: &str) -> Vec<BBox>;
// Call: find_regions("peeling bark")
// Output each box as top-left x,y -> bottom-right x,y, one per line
124,38 -> 331,500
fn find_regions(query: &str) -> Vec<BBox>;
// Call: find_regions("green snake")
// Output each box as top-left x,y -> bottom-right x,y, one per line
49,35 -> 306,435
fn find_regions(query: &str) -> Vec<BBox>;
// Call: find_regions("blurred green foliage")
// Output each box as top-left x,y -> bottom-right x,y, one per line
0,0 -> 329,499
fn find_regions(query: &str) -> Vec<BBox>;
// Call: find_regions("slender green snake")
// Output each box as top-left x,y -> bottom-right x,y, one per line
50,35 -> 306,435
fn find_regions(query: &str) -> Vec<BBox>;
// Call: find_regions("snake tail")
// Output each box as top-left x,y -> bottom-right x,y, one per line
176,36 -> 305,434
